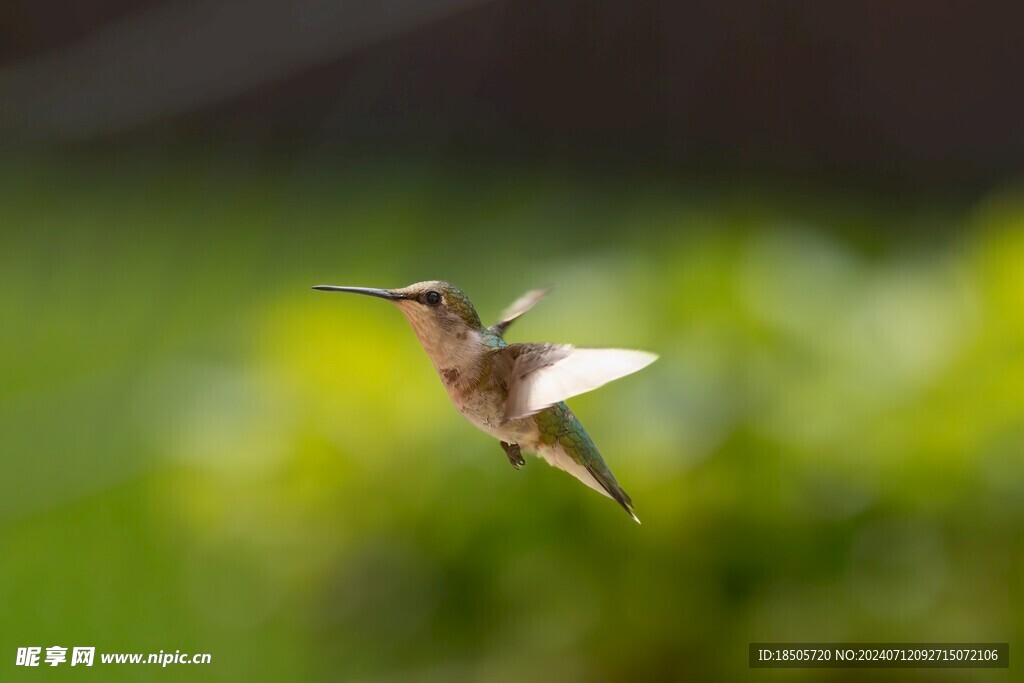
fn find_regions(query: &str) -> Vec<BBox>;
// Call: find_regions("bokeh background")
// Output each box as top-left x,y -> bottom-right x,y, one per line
2,1 -> 1023,681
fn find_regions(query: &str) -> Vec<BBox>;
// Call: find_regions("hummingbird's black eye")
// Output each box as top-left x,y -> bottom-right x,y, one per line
425,290 -> 442,306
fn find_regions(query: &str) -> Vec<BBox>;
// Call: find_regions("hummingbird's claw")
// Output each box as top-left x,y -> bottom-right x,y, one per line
500,441 -> 525,470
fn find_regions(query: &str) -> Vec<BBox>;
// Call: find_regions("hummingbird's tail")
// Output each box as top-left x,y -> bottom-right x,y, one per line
535,439 -> 641,523
533,402 -> 641,523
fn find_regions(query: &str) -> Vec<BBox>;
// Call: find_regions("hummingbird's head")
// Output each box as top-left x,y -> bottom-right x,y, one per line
389,280 -> 483,337
313,280 -> 484,344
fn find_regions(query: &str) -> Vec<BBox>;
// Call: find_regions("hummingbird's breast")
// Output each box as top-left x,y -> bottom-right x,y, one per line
444,375 -> 533,441
428,334 -> 537,445
397,313 -> 537,443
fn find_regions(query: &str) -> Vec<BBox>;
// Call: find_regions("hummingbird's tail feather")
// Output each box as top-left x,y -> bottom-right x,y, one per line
584,461 -> 641,524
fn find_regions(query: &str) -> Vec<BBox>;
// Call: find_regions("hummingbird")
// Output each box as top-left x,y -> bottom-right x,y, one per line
312,281 -> 657,523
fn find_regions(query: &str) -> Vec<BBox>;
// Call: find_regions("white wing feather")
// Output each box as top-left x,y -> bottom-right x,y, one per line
504,346 -> 658,420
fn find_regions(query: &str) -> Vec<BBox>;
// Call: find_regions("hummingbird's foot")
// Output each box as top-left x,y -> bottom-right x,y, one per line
500,441 -> 525,470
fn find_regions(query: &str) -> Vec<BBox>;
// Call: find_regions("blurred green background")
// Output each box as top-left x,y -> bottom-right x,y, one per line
3,1 -> 1024,681
2,159 -> 1022,681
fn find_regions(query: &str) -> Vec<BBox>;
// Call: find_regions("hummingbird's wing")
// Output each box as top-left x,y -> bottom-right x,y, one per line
500,343 -> 658,421
488,287 -> 551,337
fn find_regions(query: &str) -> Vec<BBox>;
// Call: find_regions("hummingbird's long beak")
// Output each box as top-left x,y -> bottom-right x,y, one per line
312,285 -> 407,300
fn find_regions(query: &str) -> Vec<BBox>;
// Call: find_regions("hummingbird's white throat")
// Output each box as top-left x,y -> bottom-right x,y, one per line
394,299 -> 486,378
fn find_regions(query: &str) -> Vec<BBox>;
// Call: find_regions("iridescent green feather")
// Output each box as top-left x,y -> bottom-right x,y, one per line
442,284 -> 484,330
